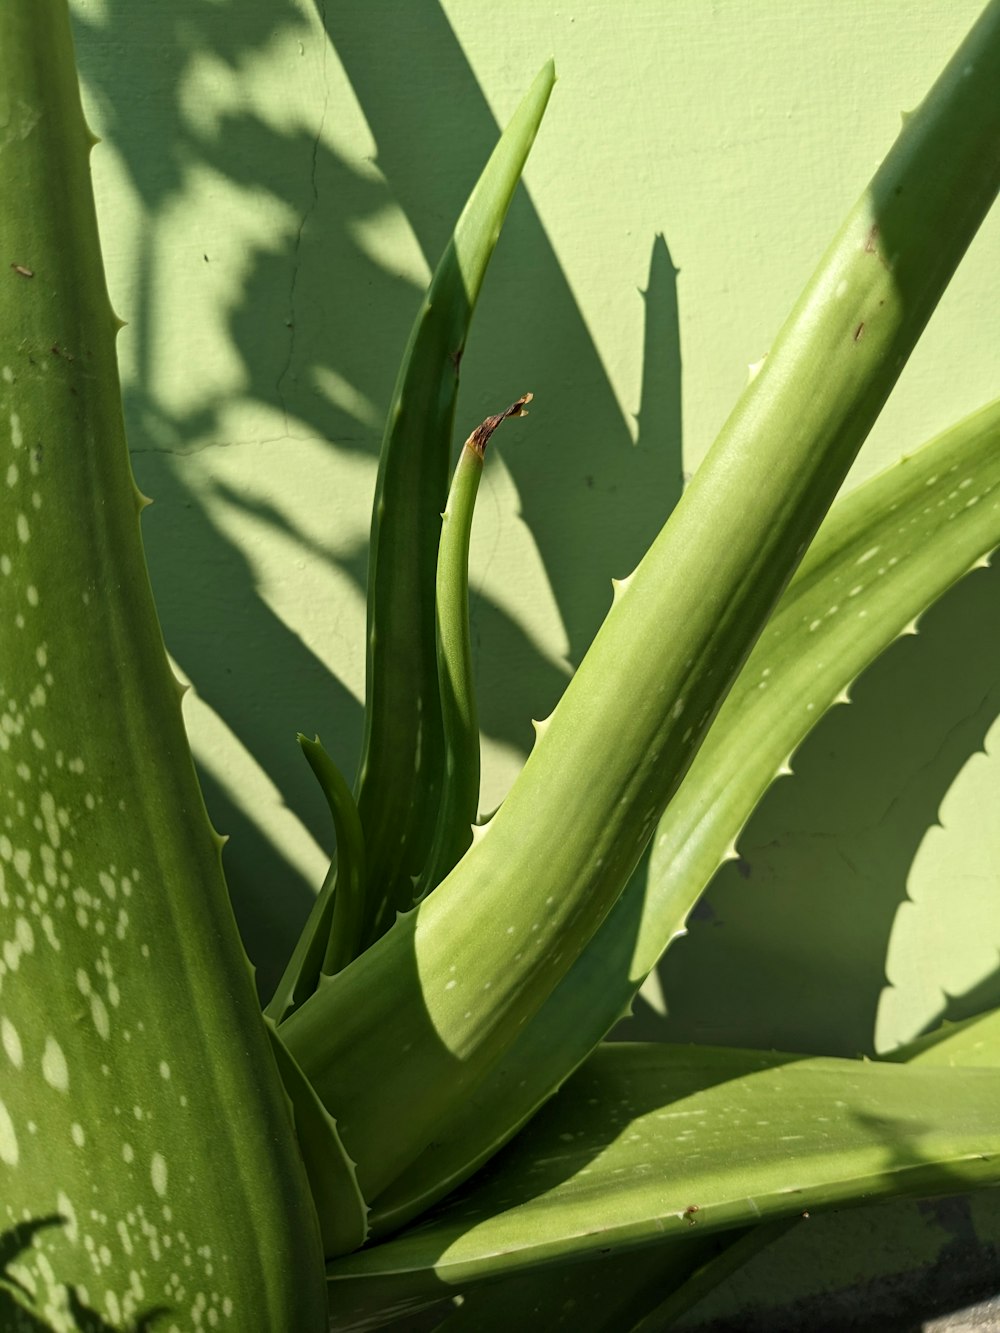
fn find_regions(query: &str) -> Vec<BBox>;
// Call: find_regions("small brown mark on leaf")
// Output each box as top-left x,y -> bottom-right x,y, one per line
10,264 -> 34,279
51,344 -> 74,361
864,224 -> 880,254
683,1204 -> 700,1225
466,392 -> 533,458
853,322 -> 865,343
450,347 -> 463,374
801,1210 -> 811,1219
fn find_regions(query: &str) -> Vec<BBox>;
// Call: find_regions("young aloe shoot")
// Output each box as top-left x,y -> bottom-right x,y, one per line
419,392 -> 533,897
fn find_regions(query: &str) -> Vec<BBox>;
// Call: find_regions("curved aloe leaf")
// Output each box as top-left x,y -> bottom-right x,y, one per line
327,1043 -> 1000,1317
359,393 -> 1000,1234
267,65 -> 553,1019
335,1239 -> 733,1333
282,5 -> 1000,1221
618,1005 -> 1000,1331
266,1022 -> 368,1257
0,4 -> 326,1328
889,1006 -> 1000,1068
417,1002 -> 1000,1333
265,737 -> 366,1021
418,394 -> 532,897
353,65 -> 554,950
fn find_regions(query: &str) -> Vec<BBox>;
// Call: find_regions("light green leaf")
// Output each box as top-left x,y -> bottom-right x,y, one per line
266,1022 -> 368,1258
265,736 -> 366,1021
889,1006 -> 1000,1068
327,1043 -> 1000,1322
419,394 -> 533,898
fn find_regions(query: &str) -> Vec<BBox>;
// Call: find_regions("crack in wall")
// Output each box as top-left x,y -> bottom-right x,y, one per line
129,433 -> 362,459
276,1 -> 331,435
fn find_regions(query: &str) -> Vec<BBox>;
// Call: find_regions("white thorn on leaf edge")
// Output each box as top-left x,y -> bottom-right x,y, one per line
747,353 -> 768,383
611,573 -> 634,603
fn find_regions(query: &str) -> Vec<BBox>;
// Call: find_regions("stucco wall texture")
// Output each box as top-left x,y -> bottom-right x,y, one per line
69,5 -> 998,1301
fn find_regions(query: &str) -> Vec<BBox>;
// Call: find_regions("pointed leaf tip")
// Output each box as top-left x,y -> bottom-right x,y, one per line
465,392 -> 533,458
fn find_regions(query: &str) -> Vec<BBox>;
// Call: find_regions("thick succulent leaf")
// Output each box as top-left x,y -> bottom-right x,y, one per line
0,5 -> 326,1329
326,1043 -> 1000,1322
618,1004 -> 1000,1330
351,64 -> 555,951
420,1226 -> 775,1333
624,1221 -> 799,1333
266,1022 -> 368,1257
282,4 -> 1000,1218
420,1003 -> 1000,1333
888,1006 -> 1000,1068
364,396 -> 1000,1234
266,736 -> 366,1021
336,1239 -> 736,1333
639,395 -> 1000,974
419,395 -> 532,897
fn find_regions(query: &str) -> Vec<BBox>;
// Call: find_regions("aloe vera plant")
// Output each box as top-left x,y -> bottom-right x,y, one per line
1,2 -> 999,1330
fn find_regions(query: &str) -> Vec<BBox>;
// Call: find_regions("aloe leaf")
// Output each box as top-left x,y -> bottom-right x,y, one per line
618,1004 -> 1000,1331
306,737 -> 367,975
341,1239 -> 734,1333
266,1023 -> 368,1258
888,1006 -> 1000,1067
633,398 -> 1000,974
421,1226 -> 765,1333
0,4 -> 326,1327
282,4 -> 1000,1218
418,394 -> 533,897
624,1221 -> 799,1333
351,65 -> 555,951
326,1043 -> 1000,1320
350,393 -> 1000,1234
265,736 -> 366,1021
427,1002 -> 1000,1333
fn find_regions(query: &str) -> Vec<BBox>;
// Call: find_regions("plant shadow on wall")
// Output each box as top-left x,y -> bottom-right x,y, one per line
68,0 -> 999,1057
67,0 -> 682,999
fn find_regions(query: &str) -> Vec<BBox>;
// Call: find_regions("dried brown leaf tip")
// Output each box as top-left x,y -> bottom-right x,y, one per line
466,392 -> 533,457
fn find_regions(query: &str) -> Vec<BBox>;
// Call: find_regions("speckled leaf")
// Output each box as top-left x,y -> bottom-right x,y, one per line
0,5 -> 325,1329
618,1000 -> 1000,1331
326,1043 -> 1000,1321
330,1001 -> 1000,1332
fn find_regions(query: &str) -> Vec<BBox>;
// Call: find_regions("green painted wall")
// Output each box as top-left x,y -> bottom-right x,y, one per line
69,0 -> 998,1069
